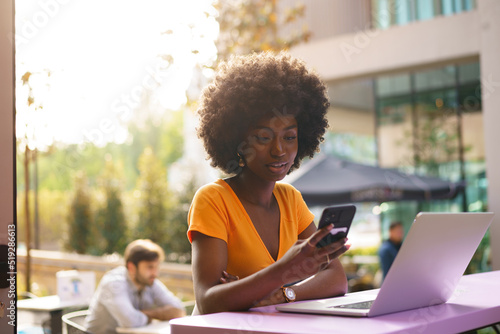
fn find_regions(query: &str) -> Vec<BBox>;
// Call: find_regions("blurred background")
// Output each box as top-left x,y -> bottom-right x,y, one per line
13,0 -> 498,307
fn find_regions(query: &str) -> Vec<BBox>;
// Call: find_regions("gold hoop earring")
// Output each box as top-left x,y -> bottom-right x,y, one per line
238,153 -> 245,167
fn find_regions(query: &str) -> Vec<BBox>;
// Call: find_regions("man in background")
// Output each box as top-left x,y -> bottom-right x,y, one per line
378,221 -> 404,280
85,239 -> 185,334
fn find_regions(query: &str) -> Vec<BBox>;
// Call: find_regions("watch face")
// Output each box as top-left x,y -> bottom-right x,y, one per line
285,287 -> 296,300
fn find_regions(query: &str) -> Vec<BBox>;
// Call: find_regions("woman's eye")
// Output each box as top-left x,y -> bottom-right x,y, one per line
285,135 -> 297,141
255,136 -> 271,143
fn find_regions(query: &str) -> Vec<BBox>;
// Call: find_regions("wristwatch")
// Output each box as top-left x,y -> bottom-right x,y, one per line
281,286 -> 296,303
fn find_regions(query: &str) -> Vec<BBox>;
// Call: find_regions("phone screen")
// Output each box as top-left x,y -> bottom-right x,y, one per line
316,204 -> 356,248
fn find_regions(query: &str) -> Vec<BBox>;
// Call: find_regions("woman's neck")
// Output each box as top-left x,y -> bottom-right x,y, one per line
227,172 -> 276,208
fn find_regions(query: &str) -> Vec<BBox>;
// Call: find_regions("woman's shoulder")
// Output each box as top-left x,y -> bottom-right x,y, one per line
196,179 -> 226,192
197,179 -> 231,191
274,181 -> 301,197
193,179 -> 233,201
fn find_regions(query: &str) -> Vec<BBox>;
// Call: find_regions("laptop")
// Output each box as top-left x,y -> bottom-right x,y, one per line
276,212 -> 494,317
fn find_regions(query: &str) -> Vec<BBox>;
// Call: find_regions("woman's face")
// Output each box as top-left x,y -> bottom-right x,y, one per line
240,114 -> 298,182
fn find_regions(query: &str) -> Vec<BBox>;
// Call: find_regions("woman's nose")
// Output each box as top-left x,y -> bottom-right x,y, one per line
270,138 -> 285,157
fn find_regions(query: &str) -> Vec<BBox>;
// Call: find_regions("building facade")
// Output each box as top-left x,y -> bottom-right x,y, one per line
285,0 -> 500,269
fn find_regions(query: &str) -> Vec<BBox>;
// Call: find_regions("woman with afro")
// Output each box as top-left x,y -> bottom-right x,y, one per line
187,52 -> 349,315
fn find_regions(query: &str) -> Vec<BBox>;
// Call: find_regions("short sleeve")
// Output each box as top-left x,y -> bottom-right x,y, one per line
295,187 -> 314,234
275,182 -> 314,235
187,182 -> 230,243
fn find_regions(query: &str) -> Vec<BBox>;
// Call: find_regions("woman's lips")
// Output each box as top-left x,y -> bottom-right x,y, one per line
267,161 -> 288,173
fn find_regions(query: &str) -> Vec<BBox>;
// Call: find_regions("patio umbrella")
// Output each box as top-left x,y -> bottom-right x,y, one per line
286,155 -> 464,206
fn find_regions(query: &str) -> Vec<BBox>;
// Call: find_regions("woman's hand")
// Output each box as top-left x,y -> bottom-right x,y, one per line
220,271 -> 239,284
277,224 -> 350,285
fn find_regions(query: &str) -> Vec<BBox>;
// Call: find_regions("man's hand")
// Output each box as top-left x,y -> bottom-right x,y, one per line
141,305 -> 186,322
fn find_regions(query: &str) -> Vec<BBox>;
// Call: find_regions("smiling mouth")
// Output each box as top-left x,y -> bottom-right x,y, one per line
267,162 -> 288,171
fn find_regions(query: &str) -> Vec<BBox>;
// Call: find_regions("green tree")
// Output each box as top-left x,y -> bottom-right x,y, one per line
96,155 -> 128,255
134,146 -> 170,249
127,111 -> 185,180
164,179 -> 198,263
159,110 -> 184,166
66,171 -> 94,254
215,0 -> 311,62
412,107 -> 460,176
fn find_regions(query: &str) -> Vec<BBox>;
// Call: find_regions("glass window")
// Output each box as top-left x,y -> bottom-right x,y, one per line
458,62 -> 481,112
373,0 -> 476,28
395,0 -> 413,25
464,0 -> 476,11
414,66 -> 456,92
454,0 -> 464,12
458,62 -> 480,84
374,0 -> 392,29
372,61 -> 486,272
416,0 -> 435,21
415,89 -> 457,110
441,0 -> 455,15
377,95 -> 412,125
321,132 -> 377,165
459,84 -> 482,112
376,73 -> 411,97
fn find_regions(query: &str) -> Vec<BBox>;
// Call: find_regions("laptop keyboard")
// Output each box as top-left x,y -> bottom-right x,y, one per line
330,300 -> 374,310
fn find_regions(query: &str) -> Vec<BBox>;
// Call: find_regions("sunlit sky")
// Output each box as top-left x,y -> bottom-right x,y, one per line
15,0 -> 218,148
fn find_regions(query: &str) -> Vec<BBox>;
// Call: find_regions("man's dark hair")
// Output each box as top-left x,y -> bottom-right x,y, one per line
124,239 -> 165,267
389,221 -> 403,230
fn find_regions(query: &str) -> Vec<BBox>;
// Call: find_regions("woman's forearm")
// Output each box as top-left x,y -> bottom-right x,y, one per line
234,259 -> 348,309
196,260 -> 287,314
293,259 -> 348,301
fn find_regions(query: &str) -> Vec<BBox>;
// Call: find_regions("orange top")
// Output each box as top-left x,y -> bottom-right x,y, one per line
187,179 -> 314,279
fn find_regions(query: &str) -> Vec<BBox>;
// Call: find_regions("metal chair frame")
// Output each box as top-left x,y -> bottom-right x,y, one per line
62,309 -> 91,334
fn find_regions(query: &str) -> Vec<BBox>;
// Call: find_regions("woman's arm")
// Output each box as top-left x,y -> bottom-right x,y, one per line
191,223 -> 349,315
191,231 -> 285,314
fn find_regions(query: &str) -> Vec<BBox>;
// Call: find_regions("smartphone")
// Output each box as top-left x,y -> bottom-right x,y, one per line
316,204 -> 356,248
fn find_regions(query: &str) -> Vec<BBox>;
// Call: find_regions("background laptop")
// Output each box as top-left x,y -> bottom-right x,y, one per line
277,212 -> 494,317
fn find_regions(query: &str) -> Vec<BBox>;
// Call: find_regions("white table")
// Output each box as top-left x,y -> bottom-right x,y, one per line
116,320 -> 171,334
169,271 -> 500,334
17,295 -> 89,334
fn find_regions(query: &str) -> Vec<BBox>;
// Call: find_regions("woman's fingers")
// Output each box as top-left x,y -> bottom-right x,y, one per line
281,227 -> 351,283
327,242 -> 351,261
220,270 -> 239,284
309,234 -> 350,265
305,223 -> 334,248
301,225 -> 349,265
305,224 -> 348,255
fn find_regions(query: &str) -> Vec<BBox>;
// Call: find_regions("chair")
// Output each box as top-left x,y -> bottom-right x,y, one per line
62,310 -> 91,334
182,300 -> 196,315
